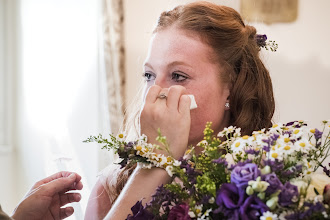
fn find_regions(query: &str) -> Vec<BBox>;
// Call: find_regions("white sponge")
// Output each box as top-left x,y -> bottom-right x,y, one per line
187,95 -> 197,110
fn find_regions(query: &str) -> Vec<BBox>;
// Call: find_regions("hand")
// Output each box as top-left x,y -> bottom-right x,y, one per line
11,171 -> 83,220
140,85 -> 191,159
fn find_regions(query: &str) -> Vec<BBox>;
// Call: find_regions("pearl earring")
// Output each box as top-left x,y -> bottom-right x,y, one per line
225,102 -> 230,108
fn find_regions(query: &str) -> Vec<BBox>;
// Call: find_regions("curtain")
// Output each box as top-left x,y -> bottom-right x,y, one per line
102,0 -> 126,134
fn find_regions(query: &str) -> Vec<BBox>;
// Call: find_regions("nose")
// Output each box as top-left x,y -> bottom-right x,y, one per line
154,73 -> 170,88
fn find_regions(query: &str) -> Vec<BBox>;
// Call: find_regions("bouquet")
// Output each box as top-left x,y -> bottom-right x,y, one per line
85,120 -> 330,219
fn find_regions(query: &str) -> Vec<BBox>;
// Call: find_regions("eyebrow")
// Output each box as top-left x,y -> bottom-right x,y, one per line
144,61 -> 193,69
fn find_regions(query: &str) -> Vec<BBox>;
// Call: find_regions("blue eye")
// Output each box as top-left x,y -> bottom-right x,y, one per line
143,72 -> 155,81
171,72 -> 188,82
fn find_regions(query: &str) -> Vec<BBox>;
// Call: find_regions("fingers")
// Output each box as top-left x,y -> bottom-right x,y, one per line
60,193 -> 81,206
179,95 -> 191,114
145,85 -> 162,104
60,206 -> 74,219
40,173 -> 82,196
167,86 -> 187,111
33,172 -> 82,189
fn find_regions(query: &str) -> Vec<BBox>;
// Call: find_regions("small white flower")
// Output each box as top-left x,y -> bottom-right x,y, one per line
260,211 -> 278,220
322,211 -> 328,218
141,163 -> 152,169
269,123 -> 284,134
165,165 -> 174,177
173,160 -> 181,167
314,195 -> 323,203
116,133 -> 125,141
197,140 -> 208,147
291,127 -> 304,138
231,138 -> 249,152
267,147 -> 283,161
188,211 -> 196,218
198,208 -> 212,220
294,138 -> 311,153
195,204 -> 203,217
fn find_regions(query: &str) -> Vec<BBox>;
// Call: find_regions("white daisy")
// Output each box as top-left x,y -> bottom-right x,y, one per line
231,138 -> 249,152
294,138 -> 312,153
260,211 -> 278,220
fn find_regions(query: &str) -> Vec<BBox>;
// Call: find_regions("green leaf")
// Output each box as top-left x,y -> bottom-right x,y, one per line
314,187 -> 319,195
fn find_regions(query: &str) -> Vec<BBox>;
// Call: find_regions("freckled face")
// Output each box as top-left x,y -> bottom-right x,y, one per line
143,27 -> 230,145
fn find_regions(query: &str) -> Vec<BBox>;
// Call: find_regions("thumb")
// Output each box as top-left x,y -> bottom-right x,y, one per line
40,173 -> 77,196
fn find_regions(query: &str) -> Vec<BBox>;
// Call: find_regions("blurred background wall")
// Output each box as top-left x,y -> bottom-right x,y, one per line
0,0 -> 329,218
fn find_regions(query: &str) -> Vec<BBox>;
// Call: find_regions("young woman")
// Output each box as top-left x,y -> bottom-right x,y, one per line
85,2 -> 275,219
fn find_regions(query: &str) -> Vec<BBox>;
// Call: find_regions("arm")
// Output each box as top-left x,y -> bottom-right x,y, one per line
104,165 -> 170,220
105,85 -> 191,219
85,179 -> 111,220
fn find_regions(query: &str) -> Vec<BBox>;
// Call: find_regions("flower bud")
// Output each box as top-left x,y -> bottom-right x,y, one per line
266,197 -> 279,210
246,186 -> 254,195
261,165 -> 271,175
323,184 -> 330,205
257,192 -> 265,200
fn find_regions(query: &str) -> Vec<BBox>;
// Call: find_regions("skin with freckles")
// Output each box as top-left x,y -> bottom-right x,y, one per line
86,24 -> 232,220
142,26 -> 231,148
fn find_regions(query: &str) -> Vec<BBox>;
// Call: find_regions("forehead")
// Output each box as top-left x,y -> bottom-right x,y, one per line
145,27 -> 217,67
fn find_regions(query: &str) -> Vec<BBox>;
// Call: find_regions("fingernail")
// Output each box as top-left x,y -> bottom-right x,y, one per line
68,173 -> 75,179
75,194 -> 82,201
65,207 -> 74,216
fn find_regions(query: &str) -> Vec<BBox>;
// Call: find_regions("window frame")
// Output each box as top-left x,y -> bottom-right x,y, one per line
0,0 -> 16,153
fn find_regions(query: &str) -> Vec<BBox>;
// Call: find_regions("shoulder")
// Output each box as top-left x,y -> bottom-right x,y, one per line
85,164 -> 121,220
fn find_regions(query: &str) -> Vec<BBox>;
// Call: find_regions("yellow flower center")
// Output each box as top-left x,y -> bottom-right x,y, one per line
167,157 -> 172,163
284,138 -> 290,143
136,145 -> 142,151
242,135 -> 249,140
284,145 -> 291,150
235,142 -> 241,148
266,217 -> 273,220
299,143 -> 306,148
310,129 -> 315,133
272,124 -> 278,128
118,134 -> 124,138
195,209 -> 201,214
271,152 -> 278,158
293,129 -> 299,134
272,146 -> 275,151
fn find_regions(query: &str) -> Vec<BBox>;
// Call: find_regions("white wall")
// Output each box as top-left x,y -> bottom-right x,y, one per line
123,0 -> 330,129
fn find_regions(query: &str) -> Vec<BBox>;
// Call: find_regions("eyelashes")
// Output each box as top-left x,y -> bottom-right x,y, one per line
142,71 -> 189,83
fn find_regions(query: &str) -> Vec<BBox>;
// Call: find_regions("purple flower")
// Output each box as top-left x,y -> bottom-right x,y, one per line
215,183 -> 245,219
323,163 -> 330,177
240,196 -> 269,220
212,157 -> 228,166
255,34 -> 267,47
263,159 -> 284,172
127,200 -> 154,220
262,173 -> 283,195
245,149 -> 260,155
300,202 -> 326,219
168,203 -> 191,220
231,163 -> 260,189
278,182 -> 299,207
314,128 -> 323,140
